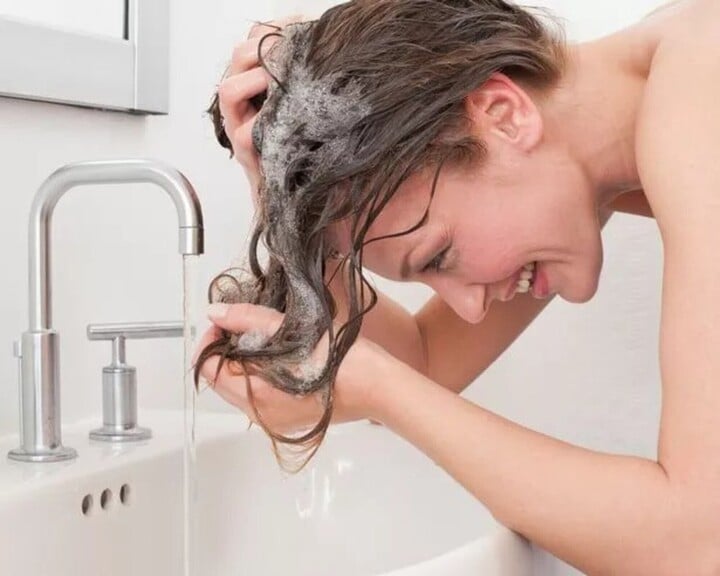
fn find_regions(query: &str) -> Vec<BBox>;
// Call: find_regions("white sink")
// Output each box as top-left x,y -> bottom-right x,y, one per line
0,410 -> 532,575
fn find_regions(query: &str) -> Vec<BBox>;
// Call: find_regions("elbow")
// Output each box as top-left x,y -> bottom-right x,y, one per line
652,493 -> 720,576
633,527 -> 720,576
675,542 -> 720,576
689,529 -> 720,576
679,488 -> 720,576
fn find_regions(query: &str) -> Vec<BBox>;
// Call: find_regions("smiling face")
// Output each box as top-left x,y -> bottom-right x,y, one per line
329,74 -> 605,323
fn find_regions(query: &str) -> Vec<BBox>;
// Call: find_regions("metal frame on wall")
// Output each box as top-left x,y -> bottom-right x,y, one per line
0,0 -> 169,114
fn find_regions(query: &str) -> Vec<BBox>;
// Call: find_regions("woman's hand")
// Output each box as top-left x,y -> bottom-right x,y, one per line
194,302 -> 386,434
217,16 -> 304,199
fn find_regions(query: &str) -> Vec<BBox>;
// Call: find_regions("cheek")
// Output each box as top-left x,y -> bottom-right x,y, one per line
453,219 -> 531,283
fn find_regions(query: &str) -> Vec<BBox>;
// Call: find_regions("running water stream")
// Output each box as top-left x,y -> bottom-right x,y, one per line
182,255 -> 200,576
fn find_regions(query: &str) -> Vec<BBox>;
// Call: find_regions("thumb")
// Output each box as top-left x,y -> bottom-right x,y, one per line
207,303 -> 283,335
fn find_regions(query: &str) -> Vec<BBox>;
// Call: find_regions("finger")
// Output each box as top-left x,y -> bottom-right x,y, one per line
217,67 -> 269,137
246,20 -> 282,42
191,324 -> 222,367
246,15 -> 303,41
198,350 -> 268,426
229,39 -> 261,76
207,303 -> 283,335
198,350 -> 236,393
228,37 -> 274,77
198,354 -> 260,425
229,119 -> 261,166
222,99 -> 263,187
234,28 -> 291,73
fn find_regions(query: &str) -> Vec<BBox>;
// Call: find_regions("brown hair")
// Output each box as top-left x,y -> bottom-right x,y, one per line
198,0 -> 565,472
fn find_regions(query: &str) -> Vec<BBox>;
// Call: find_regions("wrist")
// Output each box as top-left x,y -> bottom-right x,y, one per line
353,340 -> 404,422
337,338 -> 393,421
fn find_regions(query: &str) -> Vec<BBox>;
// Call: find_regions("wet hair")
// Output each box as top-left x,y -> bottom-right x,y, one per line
197,0 -> 566,472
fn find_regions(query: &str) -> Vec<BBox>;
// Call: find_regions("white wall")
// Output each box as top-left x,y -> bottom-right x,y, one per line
0,0 -> 125,38
0,1 -> 665,575
0,0 -> 277,437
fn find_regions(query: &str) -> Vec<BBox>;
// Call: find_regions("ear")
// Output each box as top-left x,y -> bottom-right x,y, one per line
464,72 -> 543,152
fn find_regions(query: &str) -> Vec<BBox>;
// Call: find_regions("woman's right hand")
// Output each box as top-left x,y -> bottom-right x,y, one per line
217,16 -> 304,200
194,302 -> 391,434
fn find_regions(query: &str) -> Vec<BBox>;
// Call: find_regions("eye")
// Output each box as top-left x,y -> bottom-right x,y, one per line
422,246 -> 451,273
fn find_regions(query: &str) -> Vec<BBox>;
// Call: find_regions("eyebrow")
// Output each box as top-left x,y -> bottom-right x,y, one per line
400,223 -> 437,280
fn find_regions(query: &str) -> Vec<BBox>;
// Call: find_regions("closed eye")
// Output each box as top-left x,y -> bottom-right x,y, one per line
421,245 -> 451,273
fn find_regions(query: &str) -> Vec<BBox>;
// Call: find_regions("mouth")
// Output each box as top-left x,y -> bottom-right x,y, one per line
503,261 -> 536,301
515,261 -> 535,294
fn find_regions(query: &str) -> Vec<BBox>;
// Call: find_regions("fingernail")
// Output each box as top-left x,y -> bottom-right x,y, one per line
208,303 -> 229,321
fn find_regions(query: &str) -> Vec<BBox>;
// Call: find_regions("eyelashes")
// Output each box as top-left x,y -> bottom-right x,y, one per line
422,245 -> 451,273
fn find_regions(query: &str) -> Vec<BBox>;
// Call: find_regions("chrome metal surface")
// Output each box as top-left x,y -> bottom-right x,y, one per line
87,321 -> 185,443
8,160 -> 204,462
30,160 -> 203,331
8,331 -> 77,462
87,321 -> 185,341
0,0 -> 169,113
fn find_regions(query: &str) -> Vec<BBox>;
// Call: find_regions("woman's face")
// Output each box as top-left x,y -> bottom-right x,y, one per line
332,134 -> 605,324
330,74 -> 606,323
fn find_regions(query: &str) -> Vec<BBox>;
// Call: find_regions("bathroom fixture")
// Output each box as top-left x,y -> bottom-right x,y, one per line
8,160 -> 204,463
86,321 -> 185,442
0,411 -> 532,575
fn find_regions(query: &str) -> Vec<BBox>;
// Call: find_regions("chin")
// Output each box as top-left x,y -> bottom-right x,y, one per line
564,265 -> 602,303
556,253 -> 603,303
562,283 -> 598,303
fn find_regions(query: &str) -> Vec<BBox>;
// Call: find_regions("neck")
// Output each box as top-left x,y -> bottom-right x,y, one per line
540,38 -> 643,210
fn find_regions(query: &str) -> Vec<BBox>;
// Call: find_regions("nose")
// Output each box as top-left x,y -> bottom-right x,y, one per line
434,279 -> 487,324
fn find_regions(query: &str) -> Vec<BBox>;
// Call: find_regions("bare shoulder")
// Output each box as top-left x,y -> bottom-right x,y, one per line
634,0 -> 719,234
637,0 -> 717,28
625,0 -> 717,55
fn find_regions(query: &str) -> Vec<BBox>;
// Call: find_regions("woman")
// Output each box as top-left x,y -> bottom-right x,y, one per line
196,1 -> 720,573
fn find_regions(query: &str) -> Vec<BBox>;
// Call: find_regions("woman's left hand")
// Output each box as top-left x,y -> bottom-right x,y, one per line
194,302 -> 387,434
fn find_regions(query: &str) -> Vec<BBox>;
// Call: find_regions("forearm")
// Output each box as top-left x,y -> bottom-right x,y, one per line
366,357 -> 694,575
417,291 -> 553,393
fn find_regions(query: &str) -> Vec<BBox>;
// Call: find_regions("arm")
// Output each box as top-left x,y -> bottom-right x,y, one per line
333,210 -> 617,393
326,262 -> 555,393
362,16 -> 720,575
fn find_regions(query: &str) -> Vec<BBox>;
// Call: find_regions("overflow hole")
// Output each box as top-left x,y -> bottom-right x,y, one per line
81,494 -> 93,516
100,488 -> 113,510
120,484 -> 131,505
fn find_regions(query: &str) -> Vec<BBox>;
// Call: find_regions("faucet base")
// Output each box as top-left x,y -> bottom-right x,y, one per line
89,426 -> 152,443
8,445 -> 77,463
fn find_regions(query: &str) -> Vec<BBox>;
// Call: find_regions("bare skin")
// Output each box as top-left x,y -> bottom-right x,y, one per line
200,1 -> 720,573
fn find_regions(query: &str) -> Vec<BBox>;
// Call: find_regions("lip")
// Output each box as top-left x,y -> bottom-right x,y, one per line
531,262 -> 548,298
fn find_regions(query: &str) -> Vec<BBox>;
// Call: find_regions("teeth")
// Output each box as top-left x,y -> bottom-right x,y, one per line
516,262 -> 536,294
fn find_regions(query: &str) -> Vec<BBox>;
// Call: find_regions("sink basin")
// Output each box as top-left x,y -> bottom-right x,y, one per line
0,410 -> 532,575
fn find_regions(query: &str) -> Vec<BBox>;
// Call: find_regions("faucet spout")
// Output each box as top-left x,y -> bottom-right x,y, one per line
29,159 -> 204,331
9,159 -> 204,463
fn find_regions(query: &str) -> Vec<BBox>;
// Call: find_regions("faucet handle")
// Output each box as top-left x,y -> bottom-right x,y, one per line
86,321 -> 186,443
87,321 -> 186,342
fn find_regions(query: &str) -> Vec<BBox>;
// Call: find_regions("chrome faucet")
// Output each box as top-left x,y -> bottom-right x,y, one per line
8,160 -> 204,463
